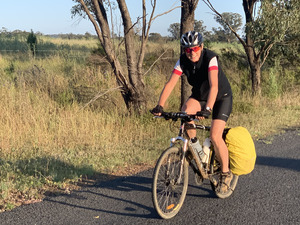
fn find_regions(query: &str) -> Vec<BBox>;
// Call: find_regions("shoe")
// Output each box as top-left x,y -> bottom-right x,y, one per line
216,170 -> 233,195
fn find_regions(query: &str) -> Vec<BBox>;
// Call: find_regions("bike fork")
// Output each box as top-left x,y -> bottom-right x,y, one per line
170,137 -> 188,184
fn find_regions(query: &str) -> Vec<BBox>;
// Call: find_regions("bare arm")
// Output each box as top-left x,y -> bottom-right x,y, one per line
206,69 -> 218,110
157,73 -> 180,107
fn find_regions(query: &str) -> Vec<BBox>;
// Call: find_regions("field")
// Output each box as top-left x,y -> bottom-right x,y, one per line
0,34 -> 299,211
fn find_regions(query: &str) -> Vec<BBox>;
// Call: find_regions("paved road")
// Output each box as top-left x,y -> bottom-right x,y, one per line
1,128 -> 300,225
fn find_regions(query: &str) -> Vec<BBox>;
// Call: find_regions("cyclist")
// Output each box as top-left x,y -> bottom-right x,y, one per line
151,31 -> 233,195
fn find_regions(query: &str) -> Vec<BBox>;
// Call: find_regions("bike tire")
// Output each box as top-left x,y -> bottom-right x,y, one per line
152,146 -> 189,219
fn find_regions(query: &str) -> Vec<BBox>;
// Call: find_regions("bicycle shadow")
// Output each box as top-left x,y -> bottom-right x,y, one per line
43,156 -> 300,220
187,183 -> 216,199
44,171 -> 217,220
44,172 -> 160,219
2,156 -> 159,219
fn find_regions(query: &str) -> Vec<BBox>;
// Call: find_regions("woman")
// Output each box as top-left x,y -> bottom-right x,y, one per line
151,31 -> 233,195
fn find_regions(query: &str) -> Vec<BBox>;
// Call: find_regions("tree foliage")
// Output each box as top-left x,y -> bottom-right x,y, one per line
203,0 -> 300,95
168,23 -> 180,39
214,12 -> 242,43
168,19 -> 206,40
149,32 -> 163,42
194,19 -> 207,34
27,30 -> 37,56
255,0 -> 300,69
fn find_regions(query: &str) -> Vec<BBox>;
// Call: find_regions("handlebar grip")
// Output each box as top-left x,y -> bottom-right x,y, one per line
196,110 -> 210,119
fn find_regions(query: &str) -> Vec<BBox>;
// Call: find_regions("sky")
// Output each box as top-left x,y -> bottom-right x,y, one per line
0,0 -> 245,36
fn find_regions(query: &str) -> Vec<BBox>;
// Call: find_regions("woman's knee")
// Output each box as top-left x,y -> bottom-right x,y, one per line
210,133 -> 221,146
210,129 -> 225,146
210,119 -> 226,144
181,98 -> 201,114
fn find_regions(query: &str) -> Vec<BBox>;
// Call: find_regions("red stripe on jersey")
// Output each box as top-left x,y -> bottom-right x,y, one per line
173,69 -> 182,76
208,66 -> 218,72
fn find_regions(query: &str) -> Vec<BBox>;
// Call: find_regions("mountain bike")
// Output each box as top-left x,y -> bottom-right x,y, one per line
151,111 -> 239,219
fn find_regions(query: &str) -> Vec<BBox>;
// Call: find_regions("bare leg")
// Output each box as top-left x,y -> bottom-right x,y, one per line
210,119 -> 229,173
181,98 -> 201,138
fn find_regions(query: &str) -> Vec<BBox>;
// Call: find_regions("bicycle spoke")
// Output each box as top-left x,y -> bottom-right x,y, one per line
156,154 -> 184,212
152,147 -> 189,219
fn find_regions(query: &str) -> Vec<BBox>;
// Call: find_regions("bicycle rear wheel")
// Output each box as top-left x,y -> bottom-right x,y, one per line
152,146 -> 189,219
209,151 -> 239,199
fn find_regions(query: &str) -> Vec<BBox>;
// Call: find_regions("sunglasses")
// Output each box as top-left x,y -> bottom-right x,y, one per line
184,46 -> 201,53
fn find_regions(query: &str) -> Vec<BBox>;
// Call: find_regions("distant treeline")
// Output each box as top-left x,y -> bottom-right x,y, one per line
0,30 -> 176,59
0,29 -> 98,39
0,30 -> 97,57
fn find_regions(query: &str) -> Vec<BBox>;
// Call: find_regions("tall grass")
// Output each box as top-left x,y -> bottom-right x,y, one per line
0,39 -> 299,211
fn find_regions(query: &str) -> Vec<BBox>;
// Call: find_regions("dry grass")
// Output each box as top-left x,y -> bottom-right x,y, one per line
39,36 -> 99,49
0,39 -> 299,212
228,92 -> 300,138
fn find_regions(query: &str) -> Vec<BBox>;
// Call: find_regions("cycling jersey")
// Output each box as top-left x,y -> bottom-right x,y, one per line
173,48 -> 232,101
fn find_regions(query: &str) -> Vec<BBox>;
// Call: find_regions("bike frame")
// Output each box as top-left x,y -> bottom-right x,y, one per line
169,120 -> 211,180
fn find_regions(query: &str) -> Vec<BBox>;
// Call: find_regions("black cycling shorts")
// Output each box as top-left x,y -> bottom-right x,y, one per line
193,94 -> 232,122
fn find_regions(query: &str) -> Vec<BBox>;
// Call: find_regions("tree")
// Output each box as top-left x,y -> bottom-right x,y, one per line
168,23 -> 180,40
180,0 -> 200,107
214,12 -> 242,43
72,0 -> 179,114
203,0 -> 300,95
149,32 -> 163,42
168,20 -> 205,40
268,32 -> 300,68
27,30 -> 37,57
211,27 -> 227,42
194,19 -> 206,34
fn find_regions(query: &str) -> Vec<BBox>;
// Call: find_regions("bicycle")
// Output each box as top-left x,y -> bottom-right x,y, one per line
151,111 -> 239,219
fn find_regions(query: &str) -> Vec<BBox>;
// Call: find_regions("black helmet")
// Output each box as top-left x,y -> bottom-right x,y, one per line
180,31 -> 203,48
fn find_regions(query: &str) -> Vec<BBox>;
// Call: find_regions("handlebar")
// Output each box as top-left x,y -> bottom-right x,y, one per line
152,111 -> 209,122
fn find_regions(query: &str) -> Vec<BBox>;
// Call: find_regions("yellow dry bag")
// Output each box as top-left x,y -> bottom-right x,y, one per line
225,126 -> 256,175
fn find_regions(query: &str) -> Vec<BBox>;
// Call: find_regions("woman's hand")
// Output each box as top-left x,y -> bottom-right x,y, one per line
196,109 -> 211,119
150,105 -> 163,116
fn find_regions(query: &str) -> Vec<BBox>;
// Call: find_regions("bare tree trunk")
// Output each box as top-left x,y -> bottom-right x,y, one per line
180,0 -> 199,108
117,0 -> 147,113
244,45 -> 262,95
242,0 -> 261,95
78,0 -> 149,114
75,0 -> 179,113
250,62 -> 261,95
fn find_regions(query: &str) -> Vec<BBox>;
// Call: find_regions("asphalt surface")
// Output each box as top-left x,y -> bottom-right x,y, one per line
0,128 -> 299,225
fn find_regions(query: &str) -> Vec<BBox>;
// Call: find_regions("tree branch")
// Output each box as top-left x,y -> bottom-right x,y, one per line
143,48 -> 170,76
261,42 -> 274,68
202,0 -> 246,48
78,0 -> 104,44
137,0 -> 157,73
79,86 -> 123,110
151,5 -> 181,21
137,2 -> 181,74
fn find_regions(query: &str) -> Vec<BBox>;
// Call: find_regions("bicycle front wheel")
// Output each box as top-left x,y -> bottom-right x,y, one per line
152,146 -> 189,219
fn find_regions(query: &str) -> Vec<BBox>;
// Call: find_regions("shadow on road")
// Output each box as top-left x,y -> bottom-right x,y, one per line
256,156 -> 300,172
44,169 -> 219,220
45,174 -> 160,219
